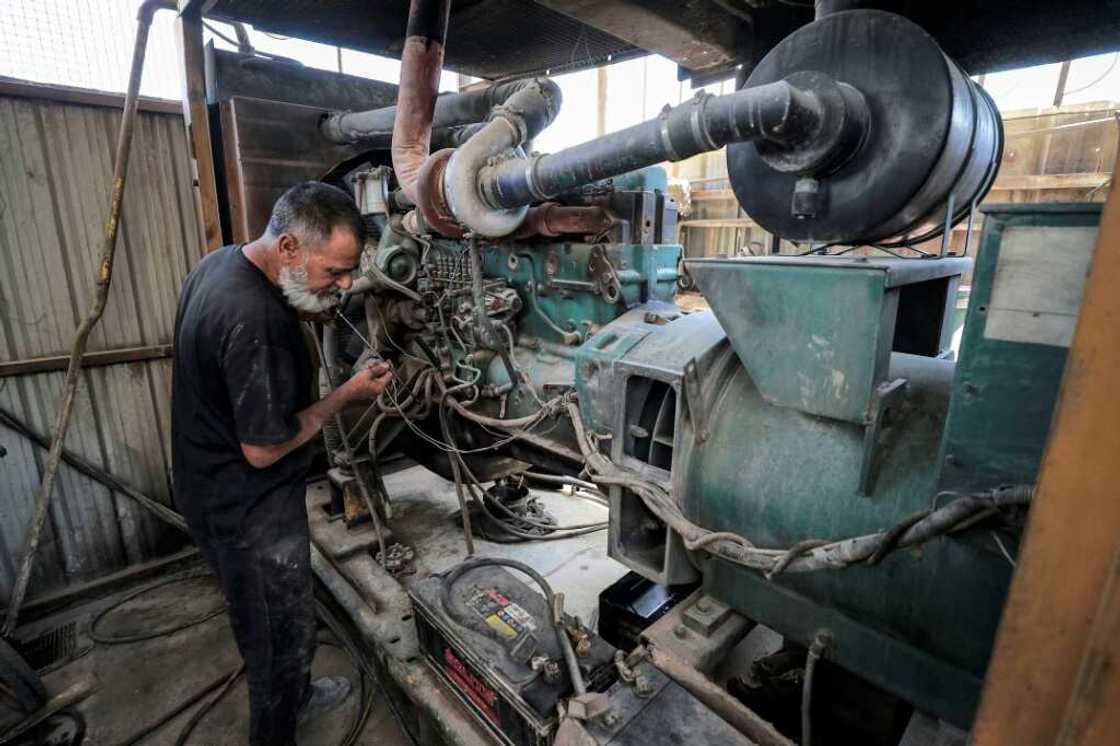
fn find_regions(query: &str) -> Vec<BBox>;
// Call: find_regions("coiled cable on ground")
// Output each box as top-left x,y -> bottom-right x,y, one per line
88,569 -> 225,645
96,568 -> 393,746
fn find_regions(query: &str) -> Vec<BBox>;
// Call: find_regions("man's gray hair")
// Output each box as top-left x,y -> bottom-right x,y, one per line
265,181 -> 365,249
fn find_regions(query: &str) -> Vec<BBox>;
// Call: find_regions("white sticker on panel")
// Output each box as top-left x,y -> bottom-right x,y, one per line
983,225 -> 1097,348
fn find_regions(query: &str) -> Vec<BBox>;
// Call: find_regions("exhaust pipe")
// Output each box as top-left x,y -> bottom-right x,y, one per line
389,0 -> 451,205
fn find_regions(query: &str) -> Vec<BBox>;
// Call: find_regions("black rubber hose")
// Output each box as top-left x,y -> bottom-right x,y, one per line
88,570 -> 226,645
117,668 -> 238,746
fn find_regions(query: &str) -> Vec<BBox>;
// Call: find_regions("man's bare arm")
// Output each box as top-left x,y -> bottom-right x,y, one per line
241,361 -> 392,469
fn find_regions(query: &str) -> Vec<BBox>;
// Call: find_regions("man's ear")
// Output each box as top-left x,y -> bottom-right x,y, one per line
277,233 -> 301,265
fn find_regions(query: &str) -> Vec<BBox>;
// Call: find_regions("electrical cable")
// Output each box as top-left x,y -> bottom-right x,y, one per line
523,472 -> 604,495
88,570 -> 225,645
117,667 -> 238,746
314,600 -> 420,746
104,571 -> 382,746
801,631 -> 831,746
171,664 -> 246,746
310,325 -> 390,566
565,400 -> 1032,575
439,395 -> 608,540
1063,52 -> 1120,95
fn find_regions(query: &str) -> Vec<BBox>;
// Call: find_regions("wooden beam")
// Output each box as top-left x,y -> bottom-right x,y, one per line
177,9 -> 224,251
596,66 -> 608,137
0,76 -> 181,114
690,174 -> 1112,203
691,189 -> 738,201
991,173 -> 1113,191
1055,544 -> 1120,744
0,548 -> 199,627
1053,60 -> 1072,108
972,149 -> 1120,746
0,345 -> 173,378
678,218 -> 757,228
219,101 -> 250,243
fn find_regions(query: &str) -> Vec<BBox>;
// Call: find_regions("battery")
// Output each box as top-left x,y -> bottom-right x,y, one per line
411,565 -> 618,746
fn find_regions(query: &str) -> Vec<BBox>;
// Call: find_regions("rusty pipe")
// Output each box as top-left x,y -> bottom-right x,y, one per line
513,203 -> 615,238
391,0 -> 451,205
646,645 -> 796,746
3,0 -> 174,637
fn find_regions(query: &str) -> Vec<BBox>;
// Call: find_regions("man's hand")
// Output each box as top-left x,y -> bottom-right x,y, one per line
342,359 -> 393,400
240,360 -> 392,469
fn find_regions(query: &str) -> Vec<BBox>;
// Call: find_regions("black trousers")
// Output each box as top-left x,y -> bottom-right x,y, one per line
188,508 -> 317,746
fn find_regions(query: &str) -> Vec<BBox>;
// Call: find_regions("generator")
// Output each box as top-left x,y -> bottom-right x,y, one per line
314,3 -> 1018,728
180,0 -> 1111,741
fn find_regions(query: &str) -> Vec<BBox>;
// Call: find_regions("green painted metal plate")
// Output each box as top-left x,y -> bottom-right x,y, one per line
937,203 -> 1102,493
684,255 -> 968,424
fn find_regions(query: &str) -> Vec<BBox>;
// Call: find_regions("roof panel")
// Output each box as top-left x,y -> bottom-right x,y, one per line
196,0 -> 641,79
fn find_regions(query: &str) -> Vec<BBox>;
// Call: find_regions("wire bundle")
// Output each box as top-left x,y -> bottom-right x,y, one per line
565,402 -> 1031,576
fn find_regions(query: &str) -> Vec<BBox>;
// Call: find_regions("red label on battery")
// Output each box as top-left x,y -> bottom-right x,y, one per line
443,647 -> 502,728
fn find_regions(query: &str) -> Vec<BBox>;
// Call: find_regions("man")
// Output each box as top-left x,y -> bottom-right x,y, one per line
171,181 -> 392,745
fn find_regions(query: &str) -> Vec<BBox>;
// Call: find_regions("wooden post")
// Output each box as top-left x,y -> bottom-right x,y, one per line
1054,60 -> 1072,107
177,8 -> 224,251
597,66 -> 608,137
971,148 -> 1120,746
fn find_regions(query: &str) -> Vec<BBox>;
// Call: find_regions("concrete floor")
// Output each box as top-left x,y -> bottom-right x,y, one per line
341,464 -> 627,623
25,568 -> 411,745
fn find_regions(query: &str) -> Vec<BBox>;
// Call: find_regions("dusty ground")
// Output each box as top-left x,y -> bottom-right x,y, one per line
24,562 -> 411,745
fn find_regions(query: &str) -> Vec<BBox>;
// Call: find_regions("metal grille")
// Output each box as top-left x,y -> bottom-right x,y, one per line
13,621 -> 76,672
0,0 -> 185,99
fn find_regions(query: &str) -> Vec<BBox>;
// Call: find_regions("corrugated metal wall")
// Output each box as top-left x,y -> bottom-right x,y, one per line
0,87 -> 204,601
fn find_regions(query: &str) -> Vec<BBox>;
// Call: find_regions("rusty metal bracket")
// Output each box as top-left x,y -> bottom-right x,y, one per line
589,245 -> 623,305
683,359 -> 709,444
858,377 -> 908,496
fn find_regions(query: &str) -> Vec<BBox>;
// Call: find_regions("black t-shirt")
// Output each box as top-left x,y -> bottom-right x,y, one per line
171,244 -> 313,542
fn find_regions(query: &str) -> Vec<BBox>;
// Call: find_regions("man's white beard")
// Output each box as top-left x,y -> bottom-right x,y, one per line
278,263 -> 340,314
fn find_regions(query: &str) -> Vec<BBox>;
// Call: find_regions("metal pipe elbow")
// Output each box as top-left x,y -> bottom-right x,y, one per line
443,117 -> 529,237
441,79 -> 561,237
